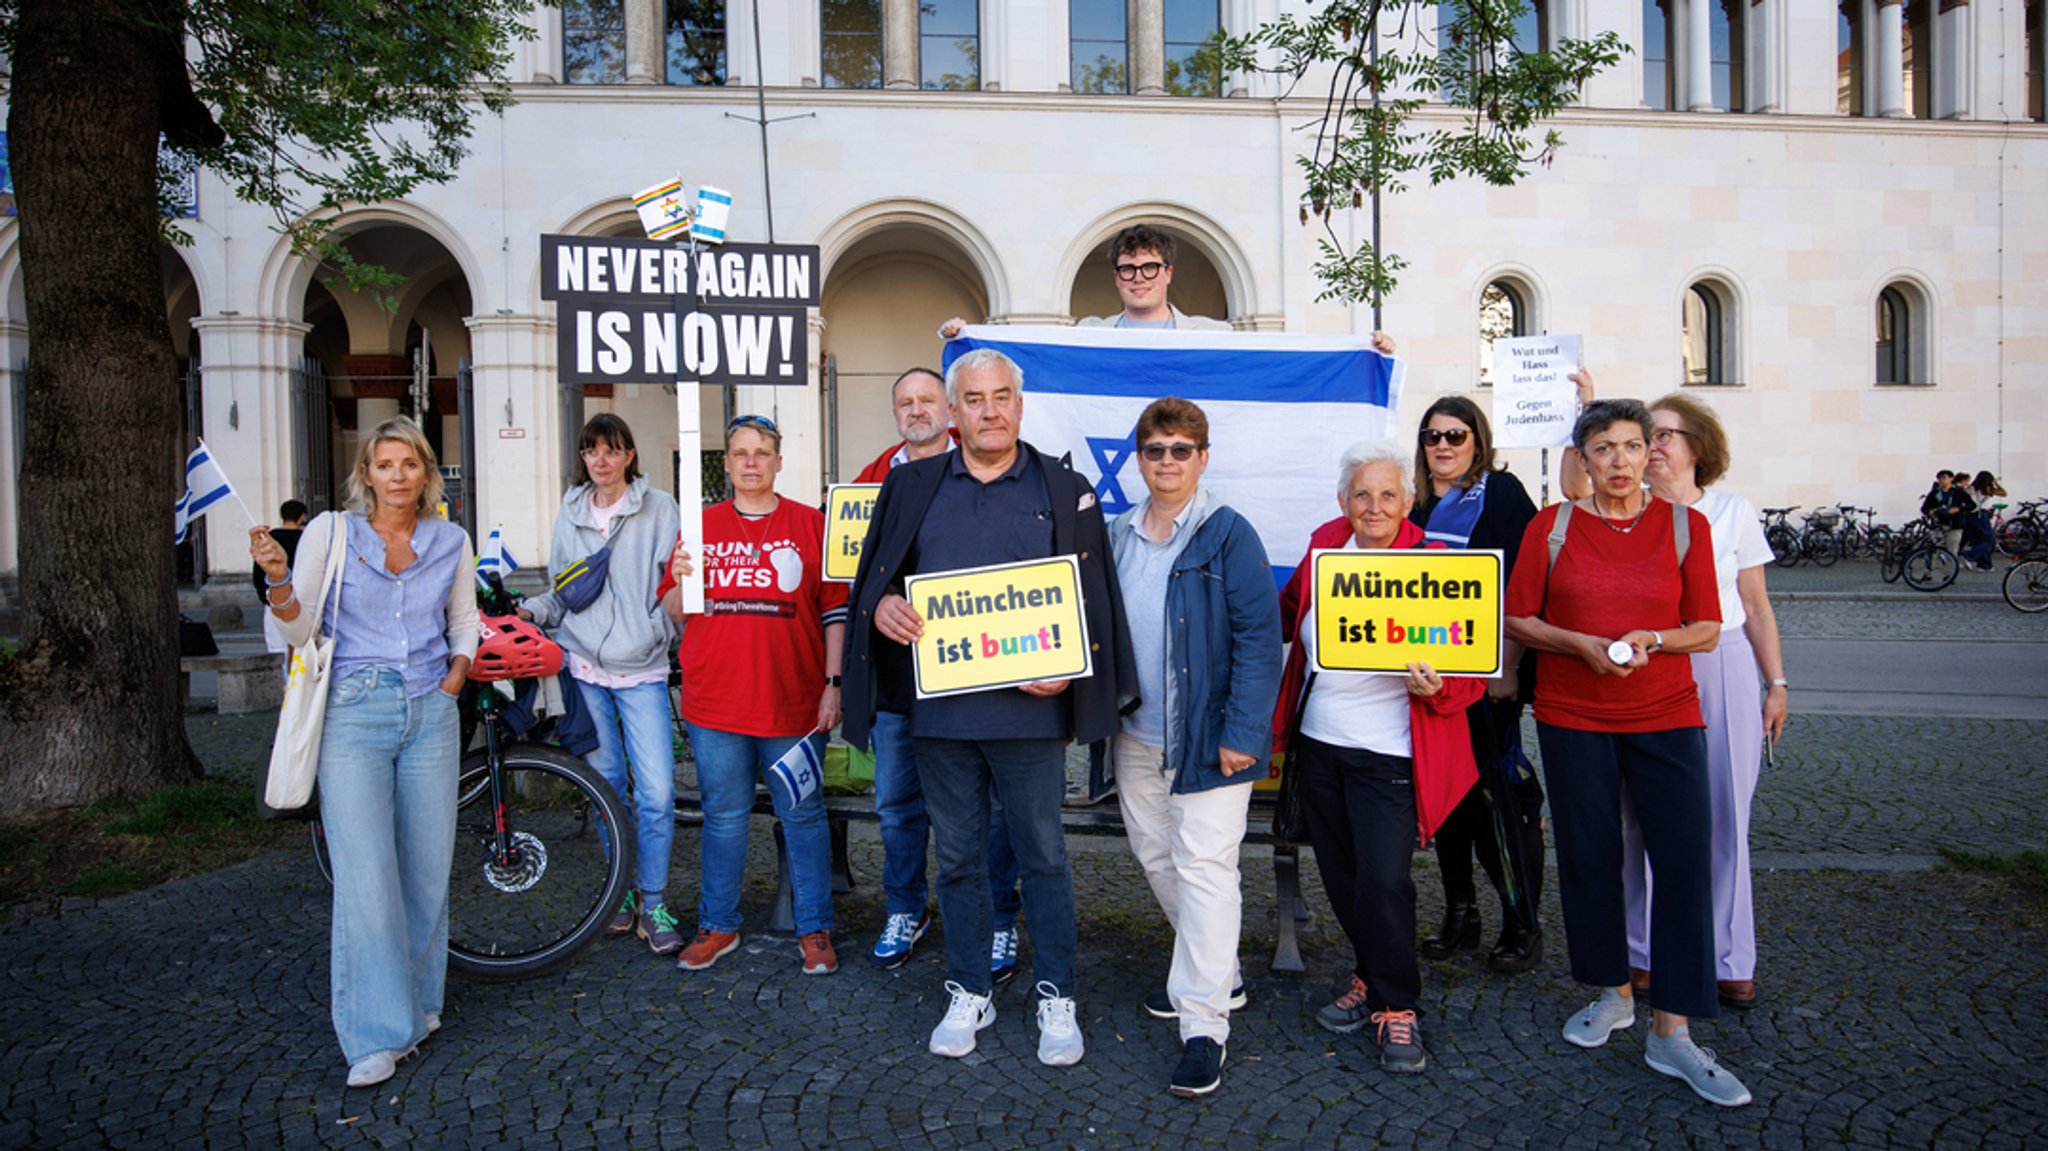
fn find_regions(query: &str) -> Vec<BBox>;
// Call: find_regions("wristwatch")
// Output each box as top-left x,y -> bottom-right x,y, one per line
825,675 -> 842,687
1766,677 -> 1788,689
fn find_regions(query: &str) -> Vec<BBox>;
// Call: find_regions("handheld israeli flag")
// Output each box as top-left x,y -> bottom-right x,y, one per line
941,326 -> 1404,586
476,526 -> 520,584
765,730 -> 826,810
172,440 -> 252,545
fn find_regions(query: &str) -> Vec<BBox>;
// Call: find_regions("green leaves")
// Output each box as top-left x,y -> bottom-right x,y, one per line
1225,0 -> 1624,304
168,0 -> 540,298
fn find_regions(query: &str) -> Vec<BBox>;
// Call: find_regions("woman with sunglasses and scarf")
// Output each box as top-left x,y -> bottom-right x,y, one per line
1407,397 -> 1547,975
663,415 -> 848,976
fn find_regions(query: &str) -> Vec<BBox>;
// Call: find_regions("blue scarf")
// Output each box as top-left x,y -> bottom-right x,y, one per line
1423,472 -> 1488,548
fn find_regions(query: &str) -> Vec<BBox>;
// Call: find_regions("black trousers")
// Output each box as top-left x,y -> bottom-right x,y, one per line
1296,734 -> 1421,1012
1536,723 -> 1717,1019
1434,699 -> 1546,924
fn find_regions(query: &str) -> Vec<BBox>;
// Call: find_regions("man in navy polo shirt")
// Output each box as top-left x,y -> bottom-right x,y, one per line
843,348 -> 1136,1068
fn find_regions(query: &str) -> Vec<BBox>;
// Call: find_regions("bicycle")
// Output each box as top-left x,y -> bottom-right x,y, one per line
1996,498 -> 2046,559
1761,506 -> 1802,568
1882,514 -> 1940,584
1900,538 -> 1959,592
2004,557 -> 2048,613
1832,505 -> 1890,561
313,575 -> 633,982
1796,507 -> 1841,567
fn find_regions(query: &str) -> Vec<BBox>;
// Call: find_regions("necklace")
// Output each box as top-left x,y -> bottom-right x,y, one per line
1586,493 -> 1650,535
731,499 -> 777,558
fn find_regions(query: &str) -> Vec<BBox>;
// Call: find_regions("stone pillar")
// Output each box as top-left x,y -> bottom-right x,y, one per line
1686,0 -> 1717,109
1876,0 -> 1907,115
465,314 -> 563,578
625,0 -> 663,83
531,4 -> 562,83
884,0 -> 920,88
188,316 -> 314,578
1131,0 -> 1166,94
0,320 -> 25,576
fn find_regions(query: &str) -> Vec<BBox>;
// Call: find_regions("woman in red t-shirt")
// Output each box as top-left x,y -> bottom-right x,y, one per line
1504,399 -> 1752,1109
661,416 -> 848,977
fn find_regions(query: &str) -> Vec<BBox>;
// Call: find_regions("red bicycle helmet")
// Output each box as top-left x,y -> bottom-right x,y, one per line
471,613 -> 564,682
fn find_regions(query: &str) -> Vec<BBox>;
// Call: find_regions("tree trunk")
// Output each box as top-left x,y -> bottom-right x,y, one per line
0,0 -> 203,818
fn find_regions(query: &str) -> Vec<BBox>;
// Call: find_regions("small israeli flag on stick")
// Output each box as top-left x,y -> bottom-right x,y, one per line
765,730 -> 826,810
173,439 -> 254,544
476,526 -> 519,584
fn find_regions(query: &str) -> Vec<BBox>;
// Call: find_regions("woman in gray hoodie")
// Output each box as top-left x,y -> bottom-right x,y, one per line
520,414 -> 683,955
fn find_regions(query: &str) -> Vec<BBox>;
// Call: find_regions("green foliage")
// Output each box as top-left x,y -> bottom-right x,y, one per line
62,862 -> 149,898
1217,0 -> 1625,303
95,780 -> 254,837
161,0 -> 540,299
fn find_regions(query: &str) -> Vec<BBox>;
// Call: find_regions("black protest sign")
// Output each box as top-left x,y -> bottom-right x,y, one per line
539,234 -> 822,387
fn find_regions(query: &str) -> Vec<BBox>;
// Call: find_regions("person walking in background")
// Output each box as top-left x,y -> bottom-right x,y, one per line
253,499 -> 309,672
519,414 -> 683,956
251,416 -> 476,1089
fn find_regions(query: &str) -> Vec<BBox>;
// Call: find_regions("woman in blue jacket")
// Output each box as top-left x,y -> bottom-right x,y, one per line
1104,397 -> 1283,1099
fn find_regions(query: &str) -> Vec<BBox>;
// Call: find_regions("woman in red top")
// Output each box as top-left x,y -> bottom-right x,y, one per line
1504,399 -> 1751,1108
1271,440 -> 1483,1076
663,415 -> 848,976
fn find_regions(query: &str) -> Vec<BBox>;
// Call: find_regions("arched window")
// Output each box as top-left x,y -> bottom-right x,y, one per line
1838,0 -> 1864,115
665,0 -> 727,86
1645,0 -> 1676,110
1478,280 -> 1531,387
564,0 -> 627,84
1072,0 -> 1129,93
1874,281 -> 1933,385
1710,0 -> 1745,111
921,0 -> 979,89
1512,0 -> 1550,55
1681,280 -> 1738,386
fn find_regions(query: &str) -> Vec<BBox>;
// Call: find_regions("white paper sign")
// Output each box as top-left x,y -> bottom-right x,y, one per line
1490,335 -> 1582,449
674,383 -> 706,615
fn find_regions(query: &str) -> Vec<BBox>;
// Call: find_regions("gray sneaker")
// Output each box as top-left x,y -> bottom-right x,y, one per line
1315,974 -> 1371,1035
1561,988 -> 1637,1049
1645,1030 -> 1753,1107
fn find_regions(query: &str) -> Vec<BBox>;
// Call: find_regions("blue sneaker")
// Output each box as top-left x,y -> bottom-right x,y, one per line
991,927 -> 1019,987
870,911 -> 931,969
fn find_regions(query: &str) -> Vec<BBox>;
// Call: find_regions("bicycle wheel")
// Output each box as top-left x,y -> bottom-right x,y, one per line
1806,531 -> 1839,567
1902,546 -> 1958,592
2004,559 -> 2048,613
447,743 -> 634,983
1768,526 -> 1800,568
1880,536 -> 1906,583
1865,525 -> 1893,561
1998,519 -> 2040,560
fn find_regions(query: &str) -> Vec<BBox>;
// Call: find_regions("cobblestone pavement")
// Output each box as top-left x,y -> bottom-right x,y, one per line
4,590 -> 2045,1149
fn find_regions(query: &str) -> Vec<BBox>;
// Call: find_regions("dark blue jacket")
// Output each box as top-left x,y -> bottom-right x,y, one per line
1095,499 -> 1283,795
841,442 -> 1138,753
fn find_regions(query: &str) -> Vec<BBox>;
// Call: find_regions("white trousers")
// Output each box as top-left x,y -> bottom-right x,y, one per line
1113,733 -> 1250,1043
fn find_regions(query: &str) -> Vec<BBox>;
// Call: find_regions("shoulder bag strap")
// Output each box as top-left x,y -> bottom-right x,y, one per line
312,513 -> 349,641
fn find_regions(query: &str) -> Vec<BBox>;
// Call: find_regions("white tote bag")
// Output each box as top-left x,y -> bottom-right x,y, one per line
263,516 -> 349,812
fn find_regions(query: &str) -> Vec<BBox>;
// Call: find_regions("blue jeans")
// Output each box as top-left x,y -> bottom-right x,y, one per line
913,737 -> 1076,997
873,710 -> 1021,922
574,678 -> 676,906
318,667 -> 460,1066
686,724 -> 835,935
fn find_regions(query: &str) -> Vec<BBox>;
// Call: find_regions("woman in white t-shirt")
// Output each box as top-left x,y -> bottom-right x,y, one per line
1622,393 -> 1789,1013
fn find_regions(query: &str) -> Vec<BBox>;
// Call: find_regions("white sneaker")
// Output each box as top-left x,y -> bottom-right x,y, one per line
1561,988 -> 1637,1049
928,980 -> 996,1058
1035,981 -> 1085,1067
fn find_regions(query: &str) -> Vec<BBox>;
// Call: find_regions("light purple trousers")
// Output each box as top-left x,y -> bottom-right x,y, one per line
1623,627 -> 1762,981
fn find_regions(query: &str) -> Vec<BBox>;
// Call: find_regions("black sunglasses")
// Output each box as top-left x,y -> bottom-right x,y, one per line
1139,442 -> 1204,462
1420,428 -> 1471,447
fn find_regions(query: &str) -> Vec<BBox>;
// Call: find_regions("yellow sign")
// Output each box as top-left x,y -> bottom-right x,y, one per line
821,484 -> 881,582
904,556 -> 1092,698
1309,549 -> 1503,676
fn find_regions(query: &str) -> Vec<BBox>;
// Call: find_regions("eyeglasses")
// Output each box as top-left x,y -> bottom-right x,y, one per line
1419,428 -> 1471,448
1138,441 -> 1203,462
581,446 -> 632,461
727,415 -> 778,433
1651,427 -> 1692,446
1114,261 -> 1168,283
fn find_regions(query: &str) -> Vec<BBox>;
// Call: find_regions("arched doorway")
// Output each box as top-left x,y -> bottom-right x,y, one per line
1067,228 -> 1228,324
820,221 -> 992,480
300,224 -> 474,527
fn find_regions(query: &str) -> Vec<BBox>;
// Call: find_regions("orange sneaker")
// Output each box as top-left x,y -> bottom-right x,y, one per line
677,929 -> 740,971
800,930 -> 839,976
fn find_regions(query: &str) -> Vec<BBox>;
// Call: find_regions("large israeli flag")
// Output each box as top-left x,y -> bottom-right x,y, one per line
942,325 -> 1404,585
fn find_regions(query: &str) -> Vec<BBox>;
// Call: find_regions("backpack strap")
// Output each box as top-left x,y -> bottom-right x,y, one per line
1546,501 -> 1573,573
